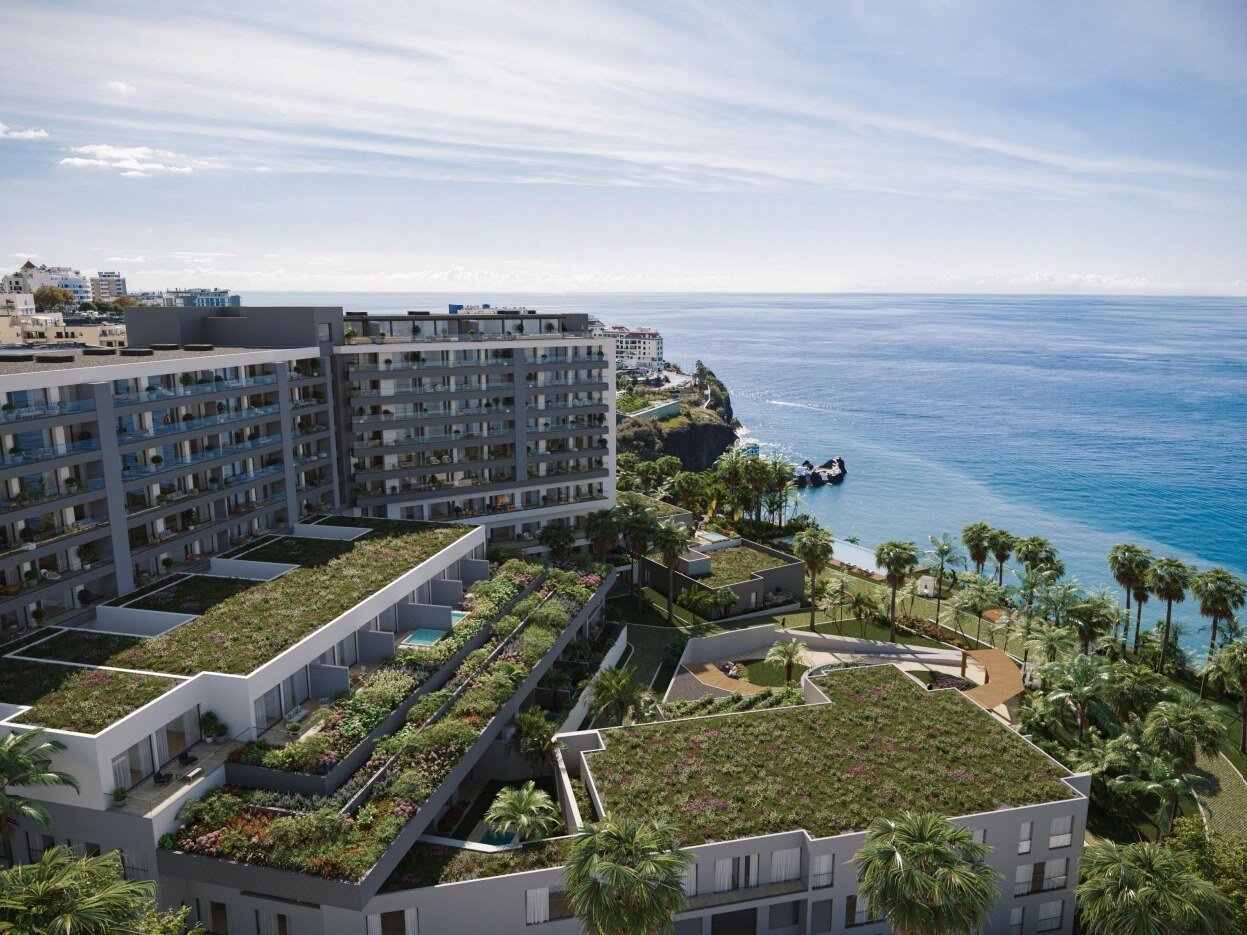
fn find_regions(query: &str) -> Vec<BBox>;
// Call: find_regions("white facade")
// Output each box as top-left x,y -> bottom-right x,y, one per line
595,324 -> 664,371
3,262 -> 92,305
0,292 -> 35,315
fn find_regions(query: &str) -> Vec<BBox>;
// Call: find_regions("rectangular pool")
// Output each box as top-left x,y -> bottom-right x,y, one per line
400,628 -> 446,647
698,530 -> 730,543
450,610 -> 470,625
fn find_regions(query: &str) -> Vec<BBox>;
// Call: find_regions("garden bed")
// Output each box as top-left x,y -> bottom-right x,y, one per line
0,656 -> 177,733
232,536 -> 354,566
910,669 -> 973,691
16,629 -> 143,666
103,573 -> 186,607
129,575 -> 258,614
383,838 -> 569,891
696,545 -> 789,587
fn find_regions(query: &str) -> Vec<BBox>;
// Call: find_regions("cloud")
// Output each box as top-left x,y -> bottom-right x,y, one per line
0,122 -> 48,140
105,80 -> 136,95
104,255 -> 148,263
9,252 -> 41,260
60,143 -> 222,176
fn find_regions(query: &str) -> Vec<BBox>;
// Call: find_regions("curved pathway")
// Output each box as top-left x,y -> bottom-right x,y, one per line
1189,751 -> 1247,838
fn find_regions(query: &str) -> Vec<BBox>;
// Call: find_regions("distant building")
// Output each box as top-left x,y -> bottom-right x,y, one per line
2,261 -> 92,305
90,271 -> 128,301
0,293 -> 35,316
595,323 -> 664,371
0,309 -> 126,347
147,287 -> 242,308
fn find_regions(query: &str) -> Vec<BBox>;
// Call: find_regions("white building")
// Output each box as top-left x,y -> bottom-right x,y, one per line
595,323 -> 664,371
138,288 -> 241,308
91,271 -> 128,301
3,261 -> 92,305
0,293 -> 36,316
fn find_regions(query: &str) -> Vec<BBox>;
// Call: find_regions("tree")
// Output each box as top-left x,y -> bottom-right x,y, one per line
1041,578 -> 1082,627
792,527 -> 835,631
765,638 -> 807,685
1040,654 -> 1113,744
1111,751 -> 1195,841
32,285 -> 75,311
952,575 -> 999,645
508,707 -> 563,776
1013,536 -> 1059,575
1076,839 -> 1232,935
1142,693 -> 1226,769
0,846 -> 200,935
1026,623 -> 1076,670
1071,587 -> 1122,655
583,509 -> 620,560
923,534 -> 964,633
817,571 -> 853,630
1192,569 -> 1247,698
0,728 -> 79,842
586,664 -> 647,726
1147,558 -> 1192,675
538,521 -> 576,559
960,523 -> 992,576
1108,544 -> 1153,653
564,817 -> 690,935
652,519 -> 694,625
851,811 -> 1000,935
1203,641 -> 1247,754
986,527 -> 1015,586
618,502 -> 658,611
484,781 -> 559,842
875,540 -> 918,643
1010,565 -> 1054,665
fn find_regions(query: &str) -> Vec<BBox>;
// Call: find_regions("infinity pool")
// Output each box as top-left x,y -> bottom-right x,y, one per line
400,628 -> 446,647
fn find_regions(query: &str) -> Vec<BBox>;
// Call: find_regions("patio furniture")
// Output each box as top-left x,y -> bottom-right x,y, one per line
181,767 -> 203,782
153,770 -> 174,786
177,751 -> 198,766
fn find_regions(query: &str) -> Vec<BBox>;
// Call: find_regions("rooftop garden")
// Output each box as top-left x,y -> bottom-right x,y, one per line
618,491 -> 687,519
16,629 -> 142,666
233,536 -> 354,566
0,655 -> 176,734
383,837 -> 569,891
586,664 -> 1074,846
163,563 -> 610,882
103,573 -> 186,607
129,574 -> 257,614
696,544 -> 789,588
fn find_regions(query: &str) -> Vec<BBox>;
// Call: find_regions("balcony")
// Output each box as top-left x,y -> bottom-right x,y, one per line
525,378 -> 608,391
294,451 -> 332,468
343,329 -> 590,345
351,426 -> 513,451
352,380 -> 516,398
120,435 -> 283,481
117,405 -> 281,444
0,561 -> 115,610
346,356 -> 514,373
684,878 -> 808,912
128,495 -> 286,556
113,374 -> 279,406
355,452 -> 513,476
351,405 -> 514,425
0,477 -> 107,515
357,472 -> 518,500
0,517 -> 109,560
0,439 -> 100,469
0,398 -> 96,424
525,400 -> 606,413
123,465 -> 286,518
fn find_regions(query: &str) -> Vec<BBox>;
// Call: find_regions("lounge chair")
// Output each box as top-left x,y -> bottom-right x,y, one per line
153,771 -> 174,786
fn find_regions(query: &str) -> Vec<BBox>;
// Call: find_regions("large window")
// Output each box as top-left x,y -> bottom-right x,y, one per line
845,894 -> 877,927
1037,899 -> 1064,933
1019,820 -> 1033,855
811,853 -> 834,889
254,910 -> 290,935
768,901 -> 800,929
713,853 -> 760,892
253,685 -> 282,730
1009,907 -> 1024,935
153,708 -> 200,766
1049,815 -> 1073,849
209,901 -> 230,935
526,887 -> 549,925
110,737 -> 153,790
770,847 -> 801,883
1015,858 -> 1068,897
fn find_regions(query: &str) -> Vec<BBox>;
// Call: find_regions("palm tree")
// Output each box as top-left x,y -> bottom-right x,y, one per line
1013,535 -> 1059,575
1111,751 -> 1194,841
583,509 -> 621,560
1192,568 -> 1247,698
1203,641 -> 1247,753
923,534 -> 964,632
765,638 -> 808,685
762,489 -> 785,525
0,728 -> 79,842
986,527 -> 1015,586
851,811 -> 1000,935
1071,587 -> 1121,655
952,575 -> 999,645
586,664 -> 647,726
1146,558 -> 1192,675
1011,565 -> 1054,665
817,571 -> 852,630
897,577 -> 923,618
1104,660 -> 1169,723
0,845 -> 165,934
875,540 -> 918,643
508,707 -> 563,776
740,456 -> 772,526
960,523 -> 992,576
1041,578 -> 1082,627
652,519 -> 695,625
1041,654 -> 1113,743
564,817 -> 690,935
792,527 -> 835,631
1077,839 -> 1232,935
854,588 -> 890,640
1142,693 -> 1226,769
538,521 -> 576,559
619,505 -> 658,612
484,781 -> 559,842
1026,623 -> 1075,670
1108,544 -> 1153,653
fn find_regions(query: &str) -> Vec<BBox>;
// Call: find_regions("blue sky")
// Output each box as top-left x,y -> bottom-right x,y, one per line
1,0 -> 1244,294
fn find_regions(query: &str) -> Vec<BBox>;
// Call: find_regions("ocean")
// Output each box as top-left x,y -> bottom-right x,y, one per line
245,291 -> 1247,658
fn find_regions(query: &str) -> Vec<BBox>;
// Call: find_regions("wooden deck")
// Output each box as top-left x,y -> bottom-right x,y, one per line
686,661 -> 766,695
963,648 -> 1024,716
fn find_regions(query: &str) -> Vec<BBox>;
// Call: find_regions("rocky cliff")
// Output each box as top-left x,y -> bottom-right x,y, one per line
616,364 -> 739,471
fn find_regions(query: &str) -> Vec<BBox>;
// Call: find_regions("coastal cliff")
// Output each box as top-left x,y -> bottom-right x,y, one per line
616,362 -> 738,471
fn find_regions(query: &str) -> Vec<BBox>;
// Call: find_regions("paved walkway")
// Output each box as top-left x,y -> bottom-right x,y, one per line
963,648 -> 1024,721
685,661 -> 766,695
1190,751 -> 1247,838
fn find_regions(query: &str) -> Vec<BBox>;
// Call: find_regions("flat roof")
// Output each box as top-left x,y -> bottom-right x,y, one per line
0,345 -> 274,376
584,665 -> 1075,846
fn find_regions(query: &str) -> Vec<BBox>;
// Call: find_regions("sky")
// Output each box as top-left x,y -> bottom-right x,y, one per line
1,0 -> 1245,295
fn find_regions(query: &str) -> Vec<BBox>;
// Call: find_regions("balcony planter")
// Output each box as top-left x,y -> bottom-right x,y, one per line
110,787 -> 128,809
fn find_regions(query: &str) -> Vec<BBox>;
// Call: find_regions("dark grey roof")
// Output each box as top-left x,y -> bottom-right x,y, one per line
0,345 -> 276,376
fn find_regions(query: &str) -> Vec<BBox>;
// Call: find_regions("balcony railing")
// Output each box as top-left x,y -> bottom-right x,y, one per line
123,465 -> 286,517
352,380 -> 516,398
129,495 -> 286,551
347,357 -> 514,372
0,517 -> 109,560
113,374 -> 279,406
117,405 -> 281,444
0,477 -> 107,514
525,379 -> 607,390
344,330 -> 591,345
120,435 -> 282,479
0,398 -> 96,424
0,439 -> 100,468
359,473 -> 517,499
525,400 -> 605,412
352,405 -> 514,424
357,452 -> 513,474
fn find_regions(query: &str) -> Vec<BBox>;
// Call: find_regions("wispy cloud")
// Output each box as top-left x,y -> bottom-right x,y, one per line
0,121 -> 48,140
59,143 -> 227,177
104,81 -> 136,95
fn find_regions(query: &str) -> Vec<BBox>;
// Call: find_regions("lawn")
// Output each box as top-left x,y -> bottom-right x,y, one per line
586,665 -> 1076,845
104,573 -> 186,607
742,658 -> 808,688
695,544 -> 790,588
130,574 -> 257,614
0,656 -> 176,733
619,618 -> 685,690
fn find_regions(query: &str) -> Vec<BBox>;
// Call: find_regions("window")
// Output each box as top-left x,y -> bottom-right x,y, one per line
317,324 -> 331,342
209,901 -> 230,935
1014,864 -> 1033,897
0,837 -> 12,868
812,853 -> 834,889
1037,899 -> 1064,932
972,828 -> 986,845
526,887 -> 550,925
370,911 -> 417,935
683,866 -> 698,896
713,854 -> 759,892
768,901 -> 800,929
110,736 -> 154,789
845,895 -> 877,927
1019,821 -> 1033,855
770,847 -> 801,883
1009,907 -> 1024,935
810,899 -> 834,935
1049,815 -> 1073,849
1043,858 -> 1068,891
549,891 -> 573,921
254,910 -> 290,935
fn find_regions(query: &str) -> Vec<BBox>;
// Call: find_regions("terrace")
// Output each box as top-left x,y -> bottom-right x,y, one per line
697,544 -> 788,588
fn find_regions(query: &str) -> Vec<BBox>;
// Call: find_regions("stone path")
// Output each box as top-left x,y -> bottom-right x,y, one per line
1190,751 -> 1247,838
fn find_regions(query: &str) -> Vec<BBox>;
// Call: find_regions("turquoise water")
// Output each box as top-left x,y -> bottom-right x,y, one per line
451,610 -> 469,625
698,530 -> 731,544
400,628 -> 445,647
480,827 -> 514,846
247,291 -> 1247,658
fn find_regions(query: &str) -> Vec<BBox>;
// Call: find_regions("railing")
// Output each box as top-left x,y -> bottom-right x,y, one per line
347,357 -> 513,372
0,477 -> 106,514
356,452 -> 513,474
358,473 -> 517,499
120,435 -> 282,479
352,406 -> 514,424
525,379 -> 608,390
0,517 -> 109,559
123,466 -> 286,517
351,427 -> 512,450
0,398 -> 96,423
117,405 -> 281,444
0,439 -> 100,468
344,330 -> 590,345
113,374 -> 279,406
291,397 -> 326,410
294,451 -> 332,467
352,380 -> 516,398
525,400 -> 605,412
0,561 -> 114,602
129,495 -> 286,550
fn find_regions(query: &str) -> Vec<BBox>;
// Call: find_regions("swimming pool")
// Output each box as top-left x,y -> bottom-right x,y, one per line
400,628 -> 446,647
480,827 -> 515,846
830,541 -> 881,574
698,530 -> 731,543
450,610 -> 469,625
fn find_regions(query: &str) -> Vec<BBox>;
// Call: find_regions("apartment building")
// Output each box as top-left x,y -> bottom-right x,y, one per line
91,271 -> 128,301
135,288 -> 242,308
3,261 -> 93,305
0,293 -> 36,316
594,323 -> 664,371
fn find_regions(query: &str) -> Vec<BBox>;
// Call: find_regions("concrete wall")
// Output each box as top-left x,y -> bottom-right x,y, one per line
679,623 -> 965,668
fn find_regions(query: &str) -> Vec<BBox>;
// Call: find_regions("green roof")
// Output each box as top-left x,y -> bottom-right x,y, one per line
585,665 -> 1074,846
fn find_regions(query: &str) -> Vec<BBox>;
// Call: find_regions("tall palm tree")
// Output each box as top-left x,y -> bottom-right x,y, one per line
1202,641 -> 1247,753
1071,587 -> 1121,655
1111,751 -> 1194,841
0,846 -> 162,934
792,527 -> 835,631
0,728 -> 79,842
765,638 -> 808,685
952,575 -> 999,645
652,519 -> 695,625
740,456 -> 771,526
854,588 -> 890,640
507,707 -> 563,776
986,527 -> 1015,586
923,534 -> 964,632
1146,558 -> 1192,675
817,571 -> 852,630
586,664 -> 647,726
1142,693 -> 1226,769
1026,623 -> 1076,671
583,509 -> 621,560
1011,565 -> 1054,665
1040,654 -> 1113,744
564,818 -> 690,935
1013,535 -> 1059,575
1041,578 -> 1082,627
619,505 -> 658,612
1104,660 -> 1169,722
1192,568 -> 1247,698
1108,544 -> 1153,653
959,523 -> 992,576
875,540 -> 918,643
851,811 -> 1000,935
1077,840 -> 1232,935
484,781 -> 559,842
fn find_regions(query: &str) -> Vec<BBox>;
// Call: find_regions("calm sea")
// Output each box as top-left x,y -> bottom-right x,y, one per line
245,291 -> 1247,657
